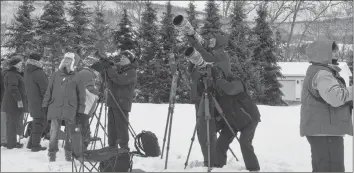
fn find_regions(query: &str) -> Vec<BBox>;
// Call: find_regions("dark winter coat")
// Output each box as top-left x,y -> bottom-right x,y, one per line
1,66 -> 28,115
188,34 -> 231,103
215,74 -> 261,131
105,60 -> 138,112
42,69 -> 86,124
1,67 -> 4,108
24,59 -> 48,118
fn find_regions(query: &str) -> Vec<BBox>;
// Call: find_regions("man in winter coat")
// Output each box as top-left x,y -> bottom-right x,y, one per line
1,60 -> 7,147
42,52 -> 86,162
1,55 -> 27,149
300,40 -> 353,172
186,33 -> 231,167
211,67 -> 261,171
91,50 -> 138,151
76,64 -> 103,149
24,53 -> 48,152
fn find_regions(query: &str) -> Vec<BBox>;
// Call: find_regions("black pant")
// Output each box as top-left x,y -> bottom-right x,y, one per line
28,117 -> 46,148
306,136 -> 345,172
216,120 -> 260,171
108,107 -> 129,149
6,113 -> 22,148
194,96 -> 217,166
76,114 -> 91,148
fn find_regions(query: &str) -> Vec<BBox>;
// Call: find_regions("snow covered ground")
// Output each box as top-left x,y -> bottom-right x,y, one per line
1,103 -> 353,172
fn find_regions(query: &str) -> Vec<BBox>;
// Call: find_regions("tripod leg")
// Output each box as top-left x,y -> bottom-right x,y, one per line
212,97 -> 240,161
161,109 -> 171,159
184,123 -> 198,170
204,93 -> 212,172
164,106 -> 174,169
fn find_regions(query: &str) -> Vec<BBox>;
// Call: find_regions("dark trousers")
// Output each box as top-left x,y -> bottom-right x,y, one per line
216,120 -> 260,171
6,112 -> 22,148
194,97 -> 217,166
306,136 -> 345,172
28,117 -> 46,148
107,107 -> 129,149
76,114 -> 91,148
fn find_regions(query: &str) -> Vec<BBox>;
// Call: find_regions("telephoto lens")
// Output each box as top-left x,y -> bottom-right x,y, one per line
184,47 -> 208,68
173,15 -> 204,45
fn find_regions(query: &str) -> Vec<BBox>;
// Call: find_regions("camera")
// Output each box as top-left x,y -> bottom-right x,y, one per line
173,15 -> 204,45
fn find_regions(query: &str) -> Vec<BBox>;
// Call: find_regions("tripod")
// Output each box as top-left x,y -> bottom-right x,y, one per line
160,57 -> 239,171
183,66 -> 240,172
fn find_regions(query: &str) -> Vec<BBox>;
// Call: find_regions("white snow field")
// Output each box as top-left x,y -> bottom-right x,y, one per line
1,103 -> 353,172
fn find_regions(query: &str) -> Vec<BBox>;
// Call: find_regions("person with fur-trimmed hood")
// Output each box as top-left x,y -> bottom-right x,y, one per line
300,40 -> 353,172
42,52 -> 86,162
1,55 -> 27,149
24,53 -> 49,152
91,50 -> 138,151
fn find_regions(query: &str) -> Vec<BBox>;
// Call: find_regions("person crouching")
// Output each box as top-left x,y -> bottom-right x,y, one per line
42,52 -> 86,162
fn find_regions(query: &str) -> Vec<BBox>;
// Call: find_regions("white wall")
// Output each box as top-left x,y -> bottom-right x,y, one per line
278,76 -> 305,101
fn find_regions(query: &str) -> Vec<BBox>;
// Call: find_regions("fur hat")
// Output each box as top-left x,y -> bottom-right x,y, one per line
29,53 -> 41,61
59,52 -> 81,71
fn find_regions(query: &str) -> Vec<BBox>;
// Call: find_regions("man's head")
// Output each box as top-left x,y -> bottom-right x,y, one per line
306,40 -> 339,65
9,55 -> 24,72
118,50 -> 135,66
59,52 -> 80,73
203,33 -> 228,49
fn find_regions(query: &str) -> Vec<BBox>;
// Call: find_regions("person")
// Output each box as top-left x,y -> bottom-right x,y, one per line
91,50 -> 138,151
1,59 -> 7,147
1,55 -> 27,149
210,66 -> 261,172
24,53 -> 48,152
76,62 -> 104,149
42,52 -> 86,162
186,32 -> 231,167
300,40 -> 353,172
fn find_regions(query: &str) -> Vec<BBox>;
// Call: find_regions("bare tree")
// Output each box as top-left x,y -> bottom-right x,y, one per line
114,1 -> 146,26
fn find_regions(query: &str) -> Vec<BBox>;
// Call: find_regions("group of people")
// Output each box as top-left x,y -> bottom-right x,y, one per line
186,32 -> 353,172
0,49 -> 138,163
0,31 -> 352,172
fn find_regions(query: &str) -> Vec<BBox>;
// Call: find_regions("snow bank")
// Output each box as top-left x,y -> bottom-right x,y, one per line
1,103 -> 352,172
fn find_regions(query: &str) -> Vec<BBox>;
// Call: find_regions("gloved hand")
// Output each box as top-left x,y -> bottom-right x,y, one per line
42,107 -> 48,115
210,66 -> 224,80
186,35 -> 198,47
98,92 -> 105,102
76,113 -> 88,125
100,58 -> 114,70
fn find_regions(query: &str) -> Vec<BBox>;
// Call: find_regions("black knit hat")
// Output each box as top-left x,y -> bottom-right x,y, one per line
120,50 -> 135,62
9,55 -> 23,66
29,53 -> 41,61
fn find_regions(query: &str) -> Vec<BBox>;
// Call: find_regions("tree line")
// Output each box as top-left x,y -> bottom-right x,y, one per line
3,0 -> 289,105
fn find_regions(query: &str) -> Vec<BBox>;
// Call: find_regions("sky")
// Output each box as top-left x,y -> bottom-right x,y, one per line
152,1 -> 210,12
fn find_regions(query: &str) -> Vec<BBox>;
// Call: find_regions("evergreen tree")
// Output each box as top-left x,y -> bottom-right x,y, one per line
4,0 -> 35,58
36,0 -> 68,73
113,8 -> 138,56
200,0 -> 223,37
252,6 -> 284,105
88,1 -> 111,65
228,1 -> 259,99
186,0 -> 198,30
136,1 -> 161,103
67,0 -> 93,60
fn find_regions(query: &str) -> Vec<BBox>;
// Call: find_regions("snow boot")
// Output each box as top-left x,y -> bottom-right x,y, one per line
31,145 -> 47,152
48,152 -> 56,162
65,150 -> 72,162
7,143 -> 23,149
0,143 -> 7,147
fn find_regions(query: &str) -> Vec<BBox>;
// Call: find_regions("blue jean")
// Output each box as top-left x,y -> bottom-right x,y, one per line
48,119 -> 79,154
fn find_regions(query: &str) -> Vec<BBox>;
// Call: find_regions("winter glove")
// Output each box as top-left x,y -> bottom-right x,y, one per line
186,35 -> 198,47
98,92 -> 105,102
100,58 -> 114,70
17,101 -> 23,108
76,113 -> 88,125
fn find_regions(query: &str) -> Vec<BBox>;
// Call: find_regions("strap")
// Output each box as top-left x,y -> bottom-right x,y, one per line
133,132 -> 146,157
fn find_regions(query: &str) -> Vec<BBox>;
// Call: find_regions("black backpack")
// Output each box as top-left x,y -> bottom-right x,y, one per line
133,131 -> 161,157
